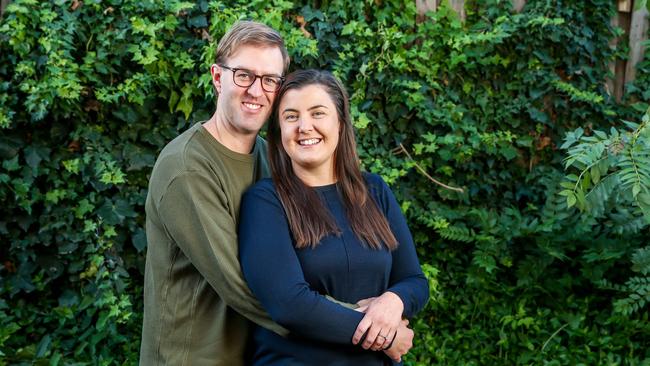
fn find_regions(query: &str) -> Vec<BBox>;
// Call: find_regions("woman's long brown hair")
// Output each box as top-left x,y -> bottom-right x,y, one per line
267,69 -> 397,250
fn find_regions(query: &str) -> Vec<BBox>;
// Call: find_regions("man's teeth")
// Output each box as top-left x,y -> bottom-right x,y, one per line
299,138 -> 321,146
244,102 -> 261,110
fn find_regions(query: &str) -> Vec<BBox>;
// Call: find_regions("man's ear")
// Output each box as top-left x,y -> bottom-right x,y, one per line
210,64 -> 222,93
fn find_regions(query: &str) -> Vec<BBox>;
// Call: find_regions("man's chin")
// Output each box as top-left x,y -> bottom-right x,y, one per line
240,116 -> 269,132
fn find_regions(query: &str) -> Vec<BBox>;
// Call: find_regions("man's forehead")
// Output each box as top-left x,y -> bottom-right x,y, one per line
225,45 -> 284,74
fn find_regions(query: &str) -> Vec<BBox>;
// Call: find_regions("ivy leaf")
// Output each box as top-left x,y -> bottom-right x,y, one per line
2,156 -> 20,171
35,334 -> 51,358
187,15 -> 208,28
500,146 -> 518,161
132,228 -> 147,252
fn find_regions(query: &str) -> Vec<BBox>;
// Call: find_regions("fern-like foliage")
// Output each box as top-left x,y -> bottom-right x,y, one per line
438,225 -> 475,243
559,107 -> 650,225
595,246 -> 650,316
562,108 -> 650,316
613,275 -> 650,316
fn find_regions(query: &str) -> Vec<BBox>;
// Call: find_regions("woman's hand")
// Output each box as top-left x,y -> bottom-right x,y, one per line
383,319 -> 413,362
352,291 -> 404,350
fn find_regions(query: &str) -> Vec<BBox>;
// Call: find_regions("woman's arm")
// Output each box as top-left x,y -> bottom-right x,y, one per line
352,174 -> 430,350
238,183 -> 365,345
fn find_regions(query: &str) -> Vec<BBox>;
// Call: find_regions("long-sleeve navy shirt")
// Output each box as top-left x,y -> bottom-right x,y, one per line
239,173 -> 429,365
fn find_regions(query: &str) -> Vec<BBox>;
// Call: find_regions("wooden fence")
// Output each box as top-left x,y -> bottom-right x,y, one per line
1,0 -> 647,100
416,0 -> 649,101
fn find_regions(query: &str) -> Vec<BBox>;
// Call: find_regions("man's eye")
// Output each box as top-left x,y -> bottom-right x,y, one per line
263,77 -> 280,86
236,72 -> 253,81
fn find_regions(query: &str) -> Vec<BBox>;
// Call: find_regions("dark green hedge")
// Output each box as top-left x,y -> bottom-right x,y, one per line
0,0 -> 648,364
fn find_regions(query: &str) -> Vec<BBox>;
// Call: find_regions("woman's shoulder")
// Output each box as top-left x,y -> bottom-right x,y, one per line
362,171 -> 390,191
244,178 -> 277,198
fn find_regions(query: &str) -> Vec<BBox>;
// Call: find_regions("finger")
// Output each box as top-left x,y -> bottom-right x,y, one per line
358,296 -> 377,307
352,318 -> 371,345
374,331 -> 390,351
371,330 -> 389,351
356,298 -> 371,307
355,305 -> 368,313
362,325 -> 381,349
381,328 -> 395,349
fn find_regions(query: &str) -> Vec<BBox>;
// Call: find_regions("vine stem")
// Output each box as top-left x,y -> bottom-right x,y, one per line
572,155 -> 607,194
397,143 -> 464,193
541,323 -> 568,352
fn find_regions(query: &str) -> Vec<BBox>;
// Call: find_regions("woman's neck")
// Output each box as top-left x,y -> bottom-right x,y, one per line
292,164 -> 337,187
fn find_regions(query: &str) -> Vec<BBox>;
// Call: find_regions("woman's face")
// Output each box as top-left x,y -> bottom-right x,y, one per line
278,84 -> 340,182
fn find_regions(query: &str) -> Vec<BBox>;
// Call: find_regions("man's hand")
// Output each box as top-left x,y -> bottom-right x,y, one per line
383,319 -> 413,362
355,297 -> 377,312
352,291 -> 404,350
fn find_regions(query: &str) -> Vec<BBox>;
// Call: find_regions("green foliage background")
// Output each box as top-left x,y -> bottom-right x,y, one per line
1,0 -> 649,364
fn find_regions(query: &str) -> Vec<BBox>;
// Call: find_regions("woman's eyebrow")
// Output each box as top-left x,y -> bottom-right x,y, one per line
307,105 -> 328,111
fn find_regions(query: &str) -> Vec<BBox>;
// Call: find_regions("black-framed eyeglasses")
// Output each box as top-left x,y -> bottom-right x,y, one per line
219,65 -> 285,92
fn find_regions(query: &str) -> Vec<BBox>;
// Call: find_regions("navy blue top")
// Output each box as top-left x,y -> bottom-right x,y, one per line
239,173 -> 429,365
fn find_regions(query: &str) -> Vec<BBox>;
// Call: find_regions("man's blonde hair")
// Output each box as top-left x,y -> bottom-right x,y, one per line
215,21 -> 290,73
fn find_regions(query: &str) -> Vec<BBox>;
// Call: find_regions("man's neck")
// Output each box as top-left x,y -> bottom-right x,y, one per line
203,113 -> 257,154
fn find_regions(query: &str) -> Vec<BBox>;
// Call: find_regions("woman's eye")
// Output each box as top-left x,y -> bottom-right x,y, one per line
284,114 -> 298,122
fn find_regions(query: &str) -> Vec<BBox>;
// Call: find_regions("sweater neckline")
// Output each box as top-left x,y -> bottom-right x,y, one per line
312,182 -> 338,193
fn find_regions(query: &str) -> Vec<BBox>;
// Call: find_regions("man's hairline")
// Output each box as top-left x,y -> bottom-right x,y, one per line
218,42 -> 288,74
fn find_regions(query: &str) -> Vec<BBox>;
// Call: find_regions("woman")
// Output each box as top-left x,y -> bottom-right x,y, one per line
239,69 -> 429,365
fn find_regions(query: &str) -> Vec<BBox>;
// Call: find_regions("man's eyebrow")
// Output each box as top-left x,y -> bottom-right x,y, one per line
231,66 -> 282,77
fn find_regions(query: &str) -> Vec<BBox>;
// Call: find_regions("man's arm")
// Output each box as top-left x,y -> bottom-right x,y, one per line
158,171 -> 288,336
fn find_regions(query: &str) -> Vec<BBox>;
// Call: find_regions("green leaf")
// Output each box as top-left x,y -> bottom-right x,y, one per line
591,165 -> 600,184
567,193 -> 577,208
36,334 -> 51,358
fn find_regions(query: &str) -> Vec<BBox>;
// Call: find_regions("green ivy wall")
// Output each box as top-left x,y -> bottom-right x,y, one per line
0,0 -> 648,365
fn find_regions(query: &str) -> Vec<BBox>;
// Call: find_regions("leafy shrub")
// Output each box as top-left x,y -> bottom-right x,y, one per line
0,0 -> 648,364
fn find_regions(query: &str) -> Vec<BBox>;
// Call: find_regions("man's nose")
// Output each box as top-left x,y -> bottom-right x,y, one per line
246,77 -> 264,97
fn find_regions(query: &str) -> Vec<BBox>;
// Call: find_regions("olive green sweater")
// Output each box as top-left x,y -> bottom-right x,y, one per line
140,122 -> 287,366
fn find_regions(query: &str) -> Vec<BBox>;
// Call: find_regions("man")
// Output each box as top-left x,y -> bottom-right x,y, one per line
140,21 -> 290,365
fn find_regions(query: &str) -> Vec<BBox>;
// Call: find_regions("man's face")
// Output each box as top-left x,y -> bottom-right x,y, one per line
212,45 -> 285,136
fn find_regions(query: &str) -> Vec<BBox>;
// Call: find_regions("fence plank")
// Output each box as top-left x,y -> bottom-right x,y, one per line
625,5 -> 649,83
618,0 -> 632,12
416,0 -> 437,22
512,0 -> 526,13
1,0 -> 11,18
607,3 -> 635,101
449,0 -> 466,21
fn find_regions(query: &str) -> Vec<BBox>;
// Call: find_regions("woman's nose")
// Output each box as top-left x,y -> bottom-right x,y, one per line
298,118 -> 313,133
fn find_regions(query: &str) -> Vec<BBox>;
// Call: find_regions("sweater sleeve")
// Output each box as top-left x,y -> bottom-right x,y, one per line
158,171 -> 288,336
370,174 -> 429,318
238,184 -> 365,345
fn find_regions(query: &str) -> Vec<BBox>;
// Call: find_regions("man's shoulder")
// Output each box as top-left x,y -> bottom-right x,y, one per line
153,123 -> 216,172
158,122 -> 204,158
